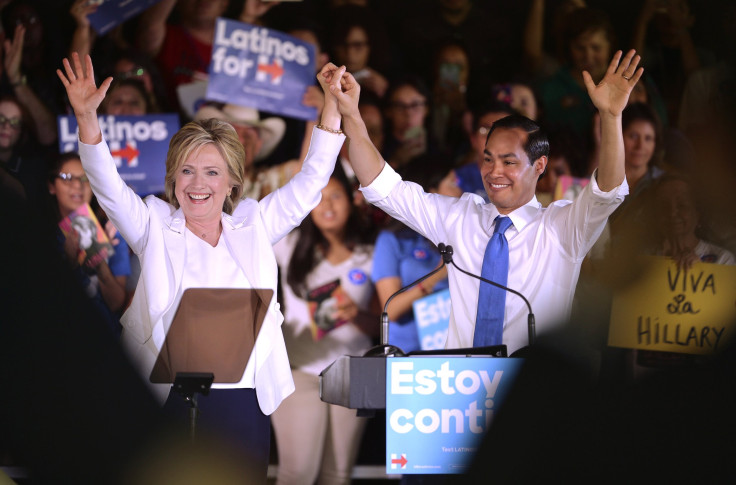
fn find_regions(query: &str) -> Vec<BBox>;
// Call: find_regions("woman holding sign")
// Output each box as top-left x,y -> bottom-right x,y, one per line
57,52 -> 348,483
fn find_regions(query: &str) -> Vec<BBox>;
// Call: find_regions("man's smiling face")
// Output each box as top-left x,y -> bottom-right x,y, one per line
481,127 -> 546,214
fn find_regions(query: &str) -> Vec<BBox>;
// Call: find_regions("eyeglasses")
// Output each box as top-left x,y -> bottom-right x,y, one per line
0,115 -> 22,130
56,173 -> 89,184
389,101 -> 426,112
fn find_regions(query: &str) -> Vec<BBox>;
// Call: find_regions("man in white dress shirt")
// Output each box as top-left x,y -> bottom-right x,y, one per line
323,51 -> 644,354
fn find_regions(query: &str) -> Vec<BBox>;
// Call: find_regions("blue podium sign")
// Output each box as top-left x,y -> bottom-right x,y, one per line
206,18 -> 317,121
386,357 -> 523,474
58,114 -> 180,197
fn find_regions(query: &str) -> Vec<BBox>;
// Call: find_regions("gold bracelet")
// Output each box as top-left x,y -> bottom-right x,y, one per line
316,123 -> 343,135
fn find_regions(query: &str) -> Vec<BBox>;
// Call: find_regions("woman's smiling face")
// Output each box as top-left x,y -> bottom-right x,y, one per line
174,144 -> 234,225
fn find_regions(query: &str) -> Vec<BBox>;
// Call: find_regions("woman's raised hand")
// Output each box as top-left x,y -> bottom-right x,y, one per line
57,53 -> 112,144
57,53 -> 112,119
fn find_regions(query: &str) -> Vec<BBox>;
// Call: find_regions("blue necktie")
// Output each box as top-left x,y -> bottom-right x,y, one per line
474,215 -> 513,346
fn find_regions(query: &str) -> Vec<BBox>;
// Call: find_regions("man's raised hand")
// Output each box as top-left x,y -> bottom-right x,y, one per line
583,49 -> 643,118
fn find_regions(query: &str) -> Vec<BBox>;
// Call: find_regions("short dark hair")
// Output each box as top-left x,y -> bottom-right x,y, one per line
486,114 -> 549,165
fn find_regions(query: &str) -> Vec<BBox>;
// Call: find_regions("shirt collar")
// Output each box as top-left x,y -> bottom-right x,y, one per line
482,195 -> 542,234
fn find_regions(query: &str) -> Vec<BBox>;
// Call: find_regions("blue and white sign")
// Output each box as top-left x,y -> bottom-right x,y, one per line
58,114 -> 180,197
206,18 -> 317,121
413,289 -> 451,351
87,0 -> 163,36
386,357 -> 523,474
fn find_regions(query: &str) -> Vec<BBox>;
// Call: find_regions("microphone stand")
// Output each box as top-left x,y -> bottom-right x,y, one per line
438,243 -> 536,347
363,263 -> 447,357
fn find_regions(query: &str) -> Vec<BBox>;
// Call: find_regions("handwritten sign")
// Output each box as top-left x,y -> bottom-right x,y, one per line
608,256 -> 736,355
386,357 -> 523,474
413,289 -> 451,351
206,18 -> 317,121
58,114 -> 179,197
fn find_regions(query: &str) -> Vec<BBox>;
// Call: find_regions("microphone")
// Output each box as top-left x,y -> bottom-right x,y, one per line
363,254 -> 447,357
440,243 -> 536,347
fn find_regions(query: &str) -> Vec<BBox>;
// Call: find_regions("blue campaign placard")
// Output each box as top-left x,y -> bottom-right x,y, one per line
413,289 -> 451,351
87,0 -> 163,36
58,114 -> 180,197
206,18 -> 317,121
386,357 -> 523,474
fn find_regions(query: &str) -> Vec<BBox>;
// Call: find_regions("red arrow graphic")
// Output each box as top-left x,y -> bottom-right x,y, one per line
111,143 -> 139,163
257,60 -> 284,81
391,455 -> 408,467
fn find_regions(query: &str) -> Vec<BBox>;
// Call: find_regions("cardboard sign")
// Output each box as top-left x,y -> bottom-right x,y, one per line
386,357 -> 523,474
206,18 -> 317,121
58,114 -> 180,197
609,256 -> 736,355
413,289 -> 451,351
87,0 -> 163,36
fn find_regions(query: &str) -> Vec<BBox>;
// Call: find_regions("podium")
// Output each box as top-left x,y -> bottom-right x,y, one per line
321,348 -> 521,475
319,346 -> 507,412
149,288 -> 273,439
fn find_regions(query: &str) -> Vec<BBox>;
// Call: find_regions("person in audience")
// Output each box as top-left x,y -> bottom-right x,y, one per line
136,0 -> 279,110
330,7 -> 389,99
100,78 -> 158,116
272,168 -> 378,485
429,39 -> 472,157
536,8 -> 616,142
372,157 -> 461,354
48,152 -> 130,335
0,94 -> 50,205
382,76 -> 443,171
631,0 -> 713,123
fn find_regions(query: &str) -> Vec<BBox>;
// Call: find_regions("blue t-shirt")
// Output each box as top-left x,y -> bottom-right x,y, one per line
372,229 -> 448,353
108,231 -> 131,278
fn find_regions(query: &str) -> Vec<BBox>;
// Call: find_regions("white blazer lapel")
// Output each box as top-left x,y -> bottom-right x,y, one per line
163,209 -> 187,288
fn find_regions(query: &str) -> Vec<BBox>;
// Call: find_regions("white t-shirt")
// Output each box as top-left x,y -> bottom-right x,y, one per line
274,231 -> 375,376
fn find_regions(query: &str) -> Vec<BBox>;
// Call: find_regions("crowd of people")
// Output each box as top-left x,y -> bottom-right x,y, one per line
2,0 -> 736,483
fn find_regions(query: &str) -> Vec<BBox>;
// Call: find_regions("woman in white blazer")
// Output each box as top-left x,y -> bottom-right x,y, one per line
58,53 -> 350,482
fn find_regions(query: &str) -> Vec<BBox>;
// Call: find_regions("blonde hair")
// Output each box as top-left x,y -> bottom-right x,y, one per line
164,119 -> 245,215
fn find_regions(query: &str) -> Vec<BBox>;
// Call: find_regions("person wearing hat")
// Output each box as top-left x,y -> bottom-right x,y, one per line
194,102 -> 302,200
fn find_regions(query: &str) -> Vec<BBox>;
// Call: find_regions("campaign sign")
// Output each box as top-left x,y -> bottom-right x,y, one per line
87,0 -> 163,36
206,18 -> 317,121
386,357 -> 523,474
413,289 -> 451,351
609,256 -> 736,355
58,114 -> 179,197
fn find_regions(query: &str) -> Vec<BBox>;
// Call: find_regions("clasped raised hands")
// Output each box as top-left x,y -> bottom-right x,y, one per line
317,62 -> 360,119
583,49 -> 644,118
